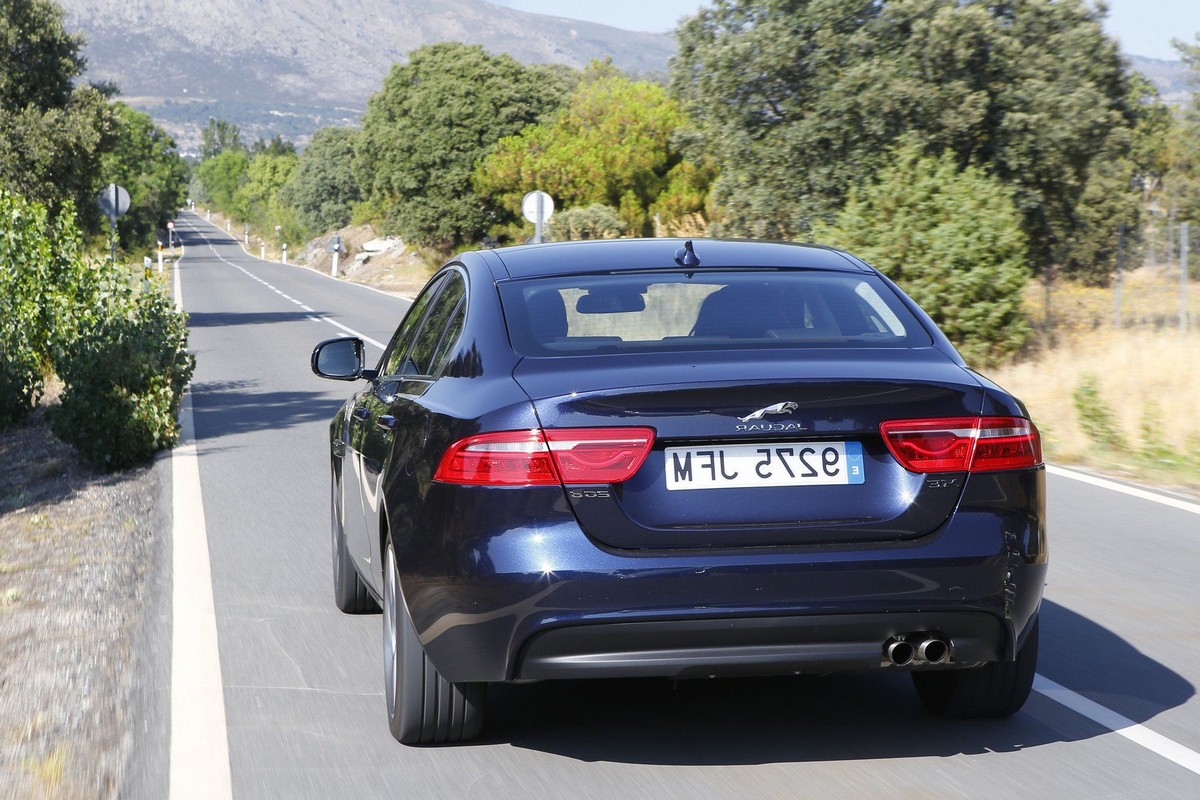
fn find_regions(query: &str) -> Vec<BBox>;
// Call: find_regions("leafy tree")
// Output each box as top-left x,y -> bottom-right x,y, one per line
355,42 -> 574,249
278,126 -> 361,232
1163,35 -> 1200,238
199,117 -> 243,160
100,103 -> 189,248
194,149 -> 250,210
0,189 -> 55,425
0,0 -> 119,230
250,133 -> 296,157
672,0 -> 1131,274
473,62 -> 708,238
812,145 -> 1030,367
231,152 -> 298,225
0,0 -> 84,110
0,190 -> 122,427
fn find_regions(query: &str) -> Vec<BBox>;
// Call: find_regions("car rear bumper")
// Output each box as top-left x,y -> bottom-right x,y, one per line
515,611 -> 1006,680
397,469 -> 1046,683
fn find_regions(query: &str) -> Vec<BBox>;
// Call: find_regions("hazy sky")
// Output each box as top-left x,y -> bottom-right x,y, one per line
488,0 -> 1200,61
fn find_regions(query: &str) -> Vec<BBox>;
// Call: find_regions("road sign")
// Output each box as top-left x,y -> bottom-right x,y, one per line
522,191 -> 554,224
326,234 -> 345,253
96,183 -> 130,226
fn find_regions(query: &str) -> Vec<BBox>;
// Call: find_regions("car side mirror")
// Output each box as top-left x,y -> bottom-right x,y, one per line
311,337 -> 365,380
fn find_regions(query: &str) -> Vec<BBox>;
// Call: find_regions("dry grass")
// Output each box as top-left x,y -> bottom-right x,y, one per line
1025,265 -> 1200,336
988,328 -> 1200,492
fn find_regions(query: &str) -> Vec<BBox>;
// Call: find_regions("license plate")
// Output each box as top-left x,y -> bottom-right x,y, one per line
665,441 -> 865,491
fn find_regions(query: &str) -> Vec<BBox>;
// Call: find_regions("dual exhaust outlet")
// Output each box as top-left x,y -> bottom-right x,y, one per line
883,635 -> 950,667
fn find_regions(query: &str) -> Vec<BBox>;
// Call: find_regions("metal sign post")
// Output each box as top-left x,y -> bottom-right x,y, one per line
96,183 -> 130,263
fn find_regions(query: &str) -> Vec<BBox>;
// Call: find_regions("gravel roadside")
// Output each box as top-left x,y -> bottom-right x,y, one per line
0,401 -> 164,799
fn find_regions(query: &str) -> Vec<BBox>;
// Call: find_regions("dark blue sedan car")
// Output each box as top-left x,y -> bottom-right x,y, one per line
311,238 -> 1046,744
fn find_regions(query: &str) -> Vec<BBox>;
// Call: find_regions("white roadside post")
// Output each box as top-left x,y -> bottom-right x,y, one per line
281,243 -> 287,264
244,224 -> 250,246
328,234 -> 344,277
259,239 -> 265,260
157,240 -> 164,273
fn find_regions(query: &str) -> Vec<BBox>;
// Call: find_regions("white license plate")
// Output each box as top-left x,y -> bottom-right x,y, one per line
665,441 -> 865,491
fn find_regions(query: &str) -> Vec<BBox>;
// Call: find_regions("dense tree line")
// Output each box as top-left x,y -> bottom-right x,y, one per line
190,2 -> 1200,365
1,0 -> 193,468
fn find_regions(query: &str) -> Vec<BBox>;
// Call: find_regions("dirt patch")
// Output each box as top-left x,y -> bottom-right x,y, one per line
300,225 -> 437,296
0,396 -> 157,799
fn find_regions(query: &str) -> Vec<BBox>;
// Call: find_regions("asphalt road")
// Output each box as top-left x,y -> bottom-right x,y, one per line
142,212 -> 1200,799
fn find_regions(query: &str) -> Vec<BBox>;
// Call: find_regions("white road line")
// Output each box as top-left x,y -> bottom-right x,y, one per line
1034,675 -> 1200,776
1047,465 -> 1200,516
184,212 -> 409,301
170,254 -> 234,800
202,240 -> 387,350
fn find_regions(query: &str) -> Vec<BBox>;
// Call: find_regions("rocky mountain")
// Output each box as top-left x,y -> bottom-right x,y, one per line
58,0 -> 677,152
56,2 -> 1192,156
1129,55 -> 1193,107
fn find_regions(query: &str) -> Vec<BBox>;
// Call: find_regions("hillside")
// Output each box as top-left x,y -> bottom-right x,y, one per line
1129,55 -> 1193,106
57,2 -> 1191,155
58,0 -> 676,152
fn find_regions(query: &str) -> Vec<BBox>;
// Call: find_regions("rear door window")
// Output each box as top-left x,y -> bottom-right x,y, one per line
408,271 -> 466,377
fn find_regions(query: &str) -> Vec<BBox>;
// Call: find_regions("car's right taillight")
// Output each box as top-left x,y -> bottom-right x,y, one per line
880,416 -> 1041,473
433,427 -> 655,486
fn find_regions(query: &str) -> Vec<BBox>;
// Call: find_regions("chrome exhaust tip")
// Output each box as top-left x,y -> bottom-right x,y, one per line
917,638 -> 950,664
886,640 -> 915,666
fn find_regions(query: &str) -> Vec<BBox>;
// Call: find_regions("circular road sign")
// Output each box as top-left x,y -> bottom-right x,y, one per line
522,191 -> 554,224
96,183 -> 131,220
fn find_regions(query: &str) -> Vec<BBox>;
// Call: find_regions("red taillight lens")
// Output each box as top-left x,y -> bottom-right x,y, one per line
880,416 -> 1041,473
433,428 -> 655,486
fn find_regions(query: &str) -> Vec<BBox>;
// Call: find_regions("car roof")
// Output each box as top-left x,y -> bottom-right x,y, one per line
474,238 -> 871,280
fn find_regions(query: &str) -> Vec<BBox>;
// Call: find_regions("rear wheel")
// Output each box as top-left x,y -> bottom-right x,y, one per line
383,534 -> 485,744
913,617 -> 1038,718
331,468 -> 376,613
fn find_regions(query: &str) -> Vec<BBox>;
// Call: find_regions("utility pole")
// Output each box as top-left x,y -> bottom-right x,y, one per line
1182,222 -> 1190,333
1115,224 -> 1124,329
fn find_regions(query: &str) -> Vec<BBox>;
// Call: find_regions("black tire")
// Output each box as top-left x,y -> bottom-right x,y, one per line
331,468 -> 377,614
383,535 -> 485,744
913,617 -> 1038,719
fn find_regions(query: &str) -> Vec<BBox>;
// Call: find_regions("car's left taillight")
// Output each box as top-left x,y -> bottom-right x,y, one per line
879,416 -> 1042,473
433,428 -> 656,486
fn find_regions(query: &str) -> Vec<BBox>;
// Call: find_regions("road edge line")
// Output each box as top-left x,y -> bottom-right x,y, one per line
169,235 -> 234,800
1034,675 -> 1200,776
1046,465 -> 1200,516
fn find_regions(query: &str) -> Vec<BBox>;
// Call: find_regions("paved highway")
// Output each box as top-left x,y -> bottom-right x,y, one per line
135,212 -> 1200,798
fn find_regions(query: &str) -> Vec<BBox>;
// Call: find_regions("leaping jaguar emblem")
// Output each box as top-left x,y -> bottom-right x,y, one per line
739,401 -> 799,423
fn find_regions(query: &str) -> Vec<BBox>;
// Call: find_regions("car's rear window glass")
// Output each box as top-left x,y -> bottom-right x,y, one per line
499,271 -> 932,356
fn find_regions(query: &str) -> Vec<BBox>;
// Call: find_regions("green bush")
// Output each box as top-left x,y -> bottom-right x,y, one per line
548,204 -> 627,241
1072,373 -> 1125,451
0,192 -> 50,426
812,144 -> 1031,367
49,289 -> 195,470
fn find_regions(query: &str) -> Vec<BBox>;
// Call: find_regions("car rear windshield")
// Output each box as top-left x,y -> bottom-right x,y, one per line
499,270 -> 933,357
